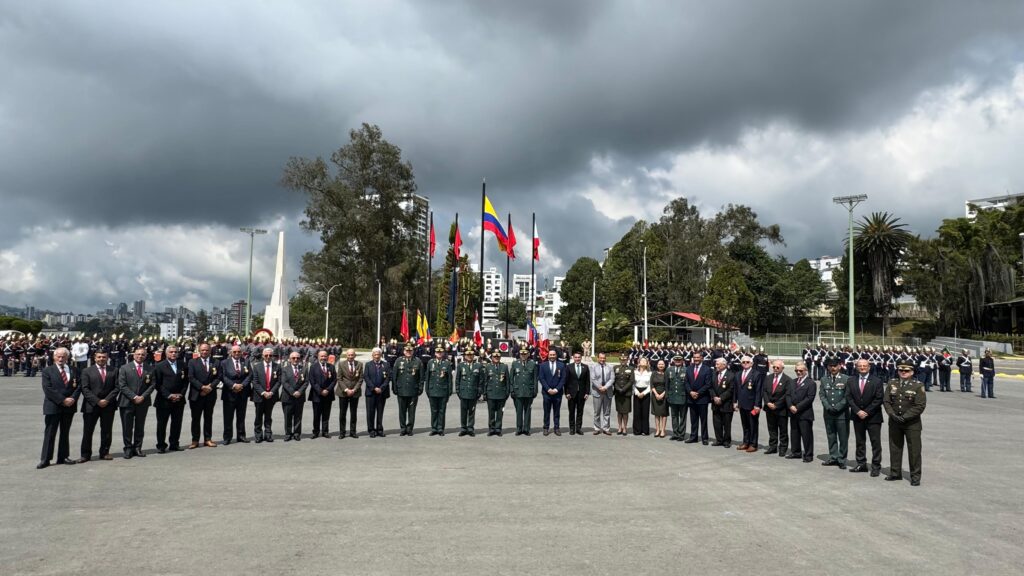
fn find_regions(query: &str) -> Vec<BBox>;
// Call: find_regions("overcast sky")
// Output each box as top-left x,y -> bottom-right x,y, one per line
2,1 -> 1024,313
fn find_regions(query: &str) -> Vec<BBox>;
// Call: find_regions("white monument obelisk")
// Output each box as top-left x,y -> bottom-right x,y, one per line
263,231 -> 295,339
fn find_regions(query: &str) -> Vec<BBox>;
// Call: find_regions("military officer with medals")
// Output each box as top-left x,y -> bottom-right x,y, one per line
118,347 -> 155,458
281,350 -> 308,441
455,348 -> 483,437
38,347 -> 80,468
186,343 -> 219,449
425,346 -> 453,436
819,358 -> 850,469
510,347 -> 538,435
884,362 -> 927,486
612,352 -> 635,435
709,357 -> 734,448
483,350 -> 511,436
393,343 -> 424,436
666,354 -> 688,441
153,345 -> 189,453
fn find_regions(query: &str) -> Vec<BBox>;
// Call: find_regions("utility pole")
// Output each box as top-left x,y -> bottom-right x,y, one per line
239,227 -> 267,335
832,195 -> 867,348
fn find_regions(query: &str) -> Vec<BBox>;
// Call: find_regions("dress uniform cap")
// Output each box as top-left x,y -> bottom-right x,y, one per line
896,361 -> 914,370
434,346 -> 445,353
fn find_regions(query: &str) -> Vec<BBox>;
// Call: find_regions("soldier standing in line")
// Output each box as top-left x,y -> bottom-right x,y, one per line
883,362 -> 927,486
484,350 -> 510,436
510,348 -> 538,436
455,348 -> 483,437
425,346 -> 453,436
819,359 -> 850,469
666,354 -> 688,441
393,344 -> 424,436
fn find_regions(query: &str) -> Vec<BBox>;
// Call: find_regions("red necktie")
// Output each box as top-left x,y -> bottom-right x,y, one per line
773,375 -> 780,393
136,364 -> 142,377
60,367 -> 68,385
693,366 -> 698,379
265,365 -> 271,391
99,367 -> 106,381
860,377 -> 866,394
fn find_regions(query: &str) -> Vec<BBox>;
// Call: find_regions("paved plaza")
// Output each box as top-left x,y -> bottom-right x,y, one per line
1,369 -> 1022,575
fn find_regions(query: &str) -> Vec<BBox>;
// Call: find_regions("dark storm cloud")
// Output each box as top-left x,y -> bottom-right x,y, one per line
1,1 -> 1023,310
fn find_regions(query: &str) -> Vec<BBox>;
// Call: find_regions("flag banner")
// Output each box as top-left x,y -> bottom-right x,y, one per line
400,308 -> 410,341
429,215 -> 436,258
506,217 -> 517,259
483,195 -> 508,249
453,224 -> 463,260
532,221 -> 541,261
473,312 -> 483,346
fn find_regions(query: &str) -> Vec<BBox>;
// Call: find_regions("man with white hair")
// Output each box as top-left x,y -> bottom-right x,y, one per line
38,347 -> 80,468
309,349 -> 337,438
251,347 -> 281,443
153,345 -> 189,453
732,355 -> 762,453
220,345 -> 252,444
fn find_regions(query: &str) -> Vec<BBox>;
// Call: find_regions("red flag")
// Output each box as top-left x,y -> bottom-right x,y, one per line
473,312 -> 483,346
532,221 -> 540,261
400,307 -> 410,341
506,217 -> 517,260
453,224 -> 462,260
428,215 -> 436,258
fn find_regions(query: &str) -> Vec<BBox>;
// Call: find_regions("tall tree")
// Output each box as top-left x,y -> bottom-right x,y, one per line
701,260 -> 756,340
497,297 -> 527,327
773,259 -> 830,332
852,212 -> 912,332
281,123 -> 423,346
556,257 -> 604,346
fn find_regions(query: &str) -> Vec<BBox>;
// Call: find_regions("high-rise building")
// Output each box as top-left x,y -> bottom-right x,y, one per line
512,274 -> 536,303
808,256 -> 841,296
227,300 -> 246,334
481,267 -> 503,325
132,300 -> 146,320
539,275 -> 566,329
401,193 -> 430,253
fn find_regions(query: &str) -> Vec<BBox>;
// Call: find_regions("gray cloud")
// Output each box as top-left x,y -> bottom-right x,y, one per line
1,1 -> 1023,311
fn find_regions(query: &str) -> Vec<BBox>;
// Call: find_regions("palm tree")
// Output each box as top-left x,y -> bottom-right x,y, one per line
852,212 -> 912,332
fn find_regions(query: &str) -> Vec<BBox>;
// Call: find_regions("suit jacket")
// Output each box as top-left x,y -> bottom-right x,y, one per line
153,359 -> 189,407
187,356 -> 220,403
845,373 -> 884,424
41,364 -> 80,415
589,362 -> 614,397
335,358 -> 364,396
219,358 -> 252,401
684,363 -> 712,404
564,362 -> 590,397
786,376 -> 816,421
117,362 -> 155,408
732,369 -> 763,411
308,361 -> 339,401
709,369 -> 734,412
80,364 -> 117,413
280,362 -> 309,404
250,360 -> 281,402
538,360 -> 566,396
763,372 -> 792,412
362,360 -> 391,398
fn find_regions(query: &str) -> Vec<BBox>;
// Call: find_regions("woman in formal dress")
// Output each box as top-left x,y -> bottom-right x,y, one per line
633,357 -> 652,436
651,359 -> 668,437
613,352 -> 634,435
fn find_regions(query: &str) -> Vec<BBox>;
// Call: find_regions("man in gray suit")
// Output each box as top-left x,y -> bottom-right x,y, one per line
280,350 -> 308,441
589,352 -> 614,435
335,348 -> 363,438
117,347 -> 155,459
250,347 -> 281,443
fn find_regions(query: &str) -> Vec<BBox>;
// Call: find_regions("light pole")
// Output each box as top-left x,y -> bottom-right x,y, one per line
322,283 -> 342,340
239,227 -> 267,336
641,240 -> 649,342
375,279 -> 382,346
832,195 -> 867,348
591,279 -> 597,355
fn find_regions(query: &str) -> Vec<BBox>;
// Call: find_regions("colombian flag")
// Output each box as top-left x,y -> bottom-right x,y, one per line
482,195 -> 508,250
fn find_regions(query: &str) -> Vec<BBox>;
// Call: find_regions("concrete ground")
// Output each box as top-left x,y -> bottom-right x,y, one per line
1,367 -> 1021,575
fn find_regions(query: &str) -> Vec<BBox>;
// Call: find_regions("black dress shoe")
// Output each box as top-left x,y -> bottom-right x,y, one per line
339,432 -> 346,439
784,454 -> 801,459
764,448 -> 777,454
77,457 -> 91,464
496,431 -> 502,437
438,431 -> 445,436
134,450 -> 146,457
265,437 -> 274,443
802,457 -> 813,463
711,441 -> 722,446
487,431 -> 496,436
284,435 -> 293,442
369,431 -> 377,438
311,433 -> 320,439
36,462 -> 50,469
702,440 -> 709,445
223,439 -> 232,445
722,443 -> 731,449
553,430 -> 561,436
236,437 -> 250,443
910,479 -> 920,486
870,470 -> 880,477
157,448 -> 167,454
429,431 -> 438,436
407,431 -> 414,437
884,475 -> 903,481
822,460 -> 837,466
123,453 -> 133,460
837,463 -> 847,470
400,430 -> 408,437
458,431 -> 468,437
684,438 -> 697,444
377,432 -> 386,438
171,446 -> 185,451
849,465 -> 868,473
254,438 -> 263,444
349,433 -> 358,439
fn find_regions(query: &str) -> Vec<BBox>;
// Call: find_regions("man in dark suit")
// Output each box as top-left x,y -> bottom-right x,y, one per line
117,347 -> 155,458
251,347 -> 281,443
308,349 -> 337,438
153,345 -> 189,453
732,356 -> 762,453
846,358 -> 884,476
38,347 -> 80,468
363,347 -> 392,438
335,348 -> 363,438
685,350 -> 712,444
785,362 -> 816,462
709,358 -> 734,448
564,351 -> 590,435
220,345 -> 252,444
78,349 -> 118,462
539,349 -> 566,436
186,342 -> 219,449
762,360 -> 791,456
280,350 -> 308,441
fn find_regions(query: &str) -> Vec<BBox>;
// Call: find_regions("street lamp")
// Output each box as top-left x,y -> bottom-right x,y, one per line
322,283 -> 343,340
375,279 -> 382,346
591,279 -> 597,356
832,195 -> 867,348
239,227 -> 268,335
640,239 -> 649,342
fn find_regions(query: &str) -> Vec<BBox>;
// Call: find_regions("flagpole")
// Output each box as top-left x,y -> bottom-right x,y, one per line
504,213 -> 512,339
426,211 -> 433,332
530,212 -> 536,325
479,179 -> 486,333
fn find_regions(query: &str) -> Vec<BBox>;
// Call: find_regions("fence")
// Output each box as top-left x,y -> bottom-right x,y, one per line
755,333 -> 922,358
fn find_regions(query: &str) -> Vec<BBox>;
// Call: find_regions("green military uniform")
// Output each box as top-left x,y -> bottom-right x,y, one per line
484,353 -> 511,436
666,359 -> 688,440
455,352 -> 483,436
425,349 -> 453,435
819,368 -> 850,467
883,366 -> 927,485
393,348 -> 424,436
612,363 -> 634,415
510,354 -> 538,435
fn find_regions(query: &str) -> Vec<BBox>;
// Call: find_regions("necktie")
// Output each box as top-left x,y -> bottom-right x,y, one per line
234,360 -> 240,373
136,363 -> 143,377
171,362 -> 176,374
694,366 -> 699,379
742,369 -> 749,383
60,366 -> 68,385
265,364 -> 271,391
203,359 -> 208,372
773,375 -> 780,393
860,377 -> 866,394
576,364 -> 580,377
99,367 -> 106,382
321,363 -> 327,375
293,365 -> 299,378
350,362 -> 355,373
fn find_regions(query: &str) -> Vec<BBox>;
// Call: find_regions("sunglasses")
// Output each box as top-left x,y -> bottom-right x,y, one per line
897,368 -> 913,372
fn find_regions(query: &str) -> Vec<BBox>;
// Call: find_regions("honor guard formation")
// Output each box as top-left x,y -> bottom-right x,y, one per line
6,332 -> 1000,487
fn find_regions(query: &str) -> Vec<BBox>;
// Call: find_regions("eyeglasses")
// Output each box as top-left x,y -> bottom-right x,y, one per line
897,368 -> 912,372
741,361 -> 752,365
795,369 -> 806,373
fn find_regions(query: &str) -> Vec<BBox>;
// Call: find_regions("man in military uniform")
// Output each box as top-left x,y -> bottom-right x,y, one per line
884,362 -> 927,486
393,344 -> 424,436
819,359 -> 850,469
511,348 -> 538,436
666,354 -> 688,441
484,350 -> 510,436
956,348 -> 973,393
425,346 -> 453,436
455,348 -> 483,436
